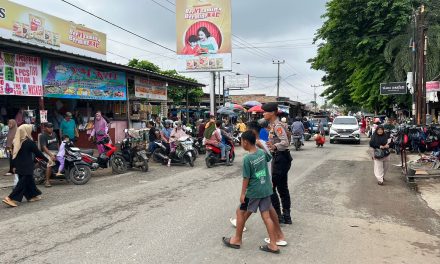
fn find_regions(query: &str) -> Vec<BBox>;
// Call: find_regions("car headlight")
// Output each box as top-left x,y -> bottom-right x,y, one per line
352,129 -> 360,134
330,129 -> 338,135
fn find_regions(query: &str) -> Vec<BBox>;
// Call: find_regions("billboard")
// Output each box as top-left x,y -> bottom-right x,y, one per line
135,77 -> 167,101
42,59 -> 126,101
380,82 -> 407,95
0,0 -> 106,60
224,75 -> 249,88
0,51 -> 43,96
176,0 -> 232,72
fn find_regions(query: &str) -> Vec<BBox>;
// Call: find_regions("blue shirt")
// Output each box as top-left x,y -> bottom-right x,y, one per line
60,119 -> 76,140
260,128 -> 269,142
162,128 -> 172,139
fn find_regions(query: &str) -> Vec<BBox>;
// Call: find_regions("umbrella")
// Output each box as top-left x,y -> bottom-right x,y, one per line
243,101 -> 262,108
248,105 -> 264,113
232,104 -> 245,111
218,107 -> 237,116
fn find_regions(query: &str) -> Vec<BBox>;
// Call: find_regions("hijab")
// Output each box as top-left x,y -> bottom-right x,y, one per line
94,112 -> 108,133
6,119 -> 17,148
204,121 -> 216,139
12,124 -> 33,159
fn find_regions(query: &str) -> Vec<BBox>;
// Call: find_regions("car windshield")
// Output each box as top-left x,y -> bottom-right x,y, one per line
333,118 -> 358,125
311,118 -> 328,125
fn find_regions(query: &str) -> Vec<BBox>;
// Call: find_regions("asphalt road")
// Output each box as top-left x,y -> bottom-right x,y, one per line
0,138 -> 439,264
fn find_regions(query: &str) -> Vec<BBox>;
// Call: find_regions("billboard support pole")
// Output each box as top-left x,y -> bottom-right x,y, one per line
210,72 -> 216,115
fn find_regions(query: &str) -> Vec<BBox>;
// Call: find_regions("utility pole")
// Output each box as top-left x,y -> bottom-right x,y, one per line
311,84 -> 322,113
415,5 -> 427,125
273,60 -> 285,99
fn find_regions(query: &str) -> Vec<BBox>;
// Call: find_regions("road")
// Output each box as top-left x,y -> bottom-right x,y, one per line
1,138 -> 439,264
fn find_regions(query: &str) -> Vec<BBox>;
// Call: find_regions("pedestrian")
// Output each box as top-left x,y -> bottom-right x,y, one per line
89,111 -> 109,154
369,125 -> 391,185
4,119 -> 17,176
262,102 -> 293,224
222,131 -> 281,254
2,124 -> 48,207
60,112 -> 77,142
40,122 -> 58,187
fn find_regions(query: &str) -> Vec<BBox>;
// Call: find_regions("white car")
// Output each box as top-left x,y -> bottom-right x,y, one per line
329,116 -> 361,144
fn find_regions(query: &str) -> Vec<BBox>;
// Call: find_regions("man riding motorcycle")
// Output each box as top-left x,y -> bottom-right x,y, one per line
168,121 -> 187,166
291,116 -> 305,145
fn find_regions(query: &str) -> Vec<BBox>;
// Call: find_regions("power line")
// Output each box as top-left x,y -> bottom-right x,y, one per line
108,38 -> 176,60
60,0 -> 175,52
149,0 -> 175,13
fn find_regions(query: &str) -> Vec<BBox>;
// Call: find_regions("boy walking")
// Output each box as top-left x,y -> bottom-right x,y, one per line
222,131 -> 281,254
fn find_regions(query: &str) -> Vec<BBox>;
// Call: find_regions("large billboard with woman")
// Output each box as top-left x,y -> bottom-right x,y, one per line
176,0 -> 232,72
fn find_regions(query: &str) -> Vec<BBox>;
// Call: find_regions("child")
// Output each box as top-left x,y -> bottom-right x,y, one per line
181,35 -> 201,55
222,131 -> 281,254
229,122 -> 287,246
56,135 -> 70,176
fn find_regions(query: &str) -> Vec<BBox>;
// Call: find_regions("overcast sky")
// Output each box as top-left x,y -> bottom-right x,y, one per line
13,0 -> 328,104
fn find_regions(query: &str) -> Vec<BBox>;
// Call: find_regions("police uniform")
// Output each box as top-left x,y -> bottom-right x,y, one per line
263,103 -> 293,224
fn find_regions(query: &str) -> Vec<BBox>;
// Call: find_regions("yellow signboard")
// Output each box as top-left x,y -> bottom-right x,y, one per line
0,0 -> 107,59
176,0 -> 232,72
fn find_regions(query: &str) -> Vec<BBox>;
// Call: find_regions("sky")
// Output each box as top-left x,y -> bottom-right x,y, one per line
12,0 -> 328,104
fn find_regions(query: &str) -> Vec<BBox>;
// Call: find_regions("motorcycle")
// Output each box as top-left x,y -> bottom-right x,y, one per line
152,136 -> 195,167
116,130 -> 149,172
193,137 -> 206,156
205,140 -> 235,168
232,130 -> 242,146
34,144 -> 92,185
292,133 -> 302,151
80,137 -> 127,174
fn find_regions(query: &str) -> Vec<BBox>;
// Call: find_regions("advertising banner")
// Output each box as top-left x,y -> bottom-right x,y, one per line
0,0 -> 106,60
0,51 -> 43,96
135,76 -> 167,101
42,59 -> 126,101
380,82 -> 407,95
426,81 -> 440,93
224,75 -> 249,88
176,0 -> 232,72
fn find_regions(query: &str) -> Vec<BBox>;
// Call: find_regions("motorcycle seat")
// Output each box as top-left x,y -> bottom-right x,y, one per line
81,149 -> 94,156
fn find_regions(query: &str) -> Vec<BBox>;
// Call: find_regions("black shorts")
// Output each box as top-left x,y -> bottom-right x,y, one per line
239,196 -> 272,213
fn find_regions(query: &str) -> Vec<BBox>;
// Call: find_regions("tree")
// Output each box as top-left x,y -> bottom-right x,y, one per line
127,59 -> 204,104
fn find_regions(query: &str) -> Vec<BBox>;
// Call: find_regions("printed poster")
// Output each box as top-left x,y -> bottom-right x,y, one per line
176,0 -> 232,72
135,76 -> 167,101
0,51 -> 43,96
0,0 -> 106,60
42,59 -> 127,101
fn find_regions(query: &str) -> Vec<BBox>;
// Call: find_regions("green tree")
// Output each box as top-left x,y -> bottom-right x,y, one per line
127,59 -> 204,104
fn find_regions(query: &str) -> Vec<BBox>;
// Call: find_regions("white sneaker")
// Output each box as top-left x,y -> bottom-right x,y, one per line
229,218 -> 247,232
264,238 -> 288,246
4,172 -> 12,176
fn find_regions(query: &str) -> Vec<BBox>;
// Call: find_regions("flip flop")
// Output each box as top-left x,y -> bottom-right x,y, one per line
259,245 -> 280,254
222,237 -> 240,249
264,238 -> 288,246
2,198 -> 17,207
229,218 -> 247,232
29,196 -> 42,202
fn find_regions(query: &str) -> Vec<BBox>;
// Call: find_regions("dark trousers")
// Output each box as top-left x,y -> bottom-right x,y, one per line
271,151 -> 292,214
8,150 -> 13,173
9,174 -> 42,202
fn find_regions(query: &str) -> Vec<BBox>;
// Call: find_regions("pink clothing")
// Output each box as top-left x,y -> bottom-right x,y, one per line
205,130 -> 221,146
170,128 -> 187,142
91,117 -> 108,154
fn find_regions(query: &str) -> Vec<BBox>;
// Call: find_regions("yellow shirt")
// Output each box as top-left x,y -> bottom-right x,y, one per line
236,123 -> 247,132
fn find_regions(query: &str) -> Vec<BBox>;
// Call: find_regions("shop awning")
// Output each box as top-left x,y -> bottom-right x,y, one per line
0,37 -> 205,88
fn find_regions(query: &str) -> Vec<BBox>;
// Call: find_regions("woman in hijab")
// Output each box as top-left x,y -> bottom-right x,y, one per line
204,118 -> 226,161
168,121 -> 187,166
4,119 -> 17,176
2,124 -> 48,207
89,111 -> 109,154
369,125 -> 390,185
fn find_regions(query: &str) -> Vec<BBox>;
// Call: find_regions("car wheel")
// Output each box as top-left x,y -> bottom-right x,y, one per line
330,139 -> 335,144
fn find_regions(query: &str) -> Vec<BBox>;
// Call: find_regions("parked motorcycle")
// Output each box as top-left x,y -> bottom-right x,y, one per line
292,133 -> 302,151
80,137 -> 127,174
152,136 -> 195,166
205,140 -> 235,168
34,144 -> 92,185
116,130 -> 149,172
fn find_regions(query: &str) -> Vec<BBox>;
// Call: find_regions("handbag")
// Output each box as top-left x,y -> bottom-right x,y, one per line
374,148 -> 390,159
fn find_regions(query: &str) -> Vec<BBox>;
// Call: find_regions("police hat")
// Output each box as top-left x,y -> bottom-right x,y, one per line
262,102 -> 278,112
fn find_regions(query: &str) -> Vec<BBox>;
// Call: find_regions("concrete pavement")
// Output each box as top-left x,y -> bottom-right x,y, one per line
0,139 -> 439,263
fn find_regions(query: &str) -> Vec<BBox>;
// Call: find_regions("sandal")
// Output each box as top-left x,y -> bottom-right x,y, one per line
45,182 -> 52,188
259,244 -> 280,254
222,237 -> 240,249
264,238 -> 287,246
29,196 -> 42,202
2,197 -> 18,207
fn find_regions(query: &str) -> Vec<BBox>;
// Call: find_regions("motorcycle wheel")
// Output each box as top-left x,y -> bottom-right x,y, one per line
141,160 -> 149,172
185,155 -> 194,167
33,166 -> 45,185
69,165 -> 92,185
205,156 -> 215,168
295,143 -> 300,151
111,155 -> 128,174
153,148 -> 166,163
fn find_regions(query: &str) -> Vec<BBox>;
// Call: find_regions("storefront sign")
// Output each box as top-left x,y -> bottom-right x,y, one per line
380,82 -> 407,95
0,51 -> 43,96
134,77 -> 167,101
0,0 -> 106,60
224,75 -> 249,88
40,110 -> 48,123
426,81 -> 440,93
176,0 -> 232,72
42,59 -> 126,101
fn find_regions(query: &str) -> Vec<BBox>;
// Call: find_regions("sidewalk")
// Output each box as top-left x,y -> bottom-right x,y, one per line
417,179 -> 440,217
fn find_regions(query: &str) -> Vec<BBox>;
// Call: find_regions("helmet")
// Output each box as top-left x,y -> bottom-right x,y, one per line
281,117 -> 287,123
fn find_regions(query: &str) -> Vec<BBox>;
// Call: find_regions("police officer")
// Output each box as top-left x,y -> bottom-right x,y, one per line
262,102 -> 293,224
